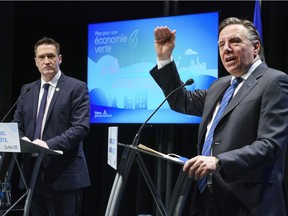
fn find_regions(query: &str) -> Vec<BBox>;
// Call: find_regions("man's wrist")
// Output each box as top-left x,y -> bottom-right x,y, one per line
215,156 -> 222,171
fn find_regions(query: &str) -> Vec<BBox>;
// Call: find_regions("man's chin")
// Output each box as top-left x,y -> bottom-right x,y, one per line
41,71 -> 56,80
225,65 -> 237,73
42,70 -> 55,75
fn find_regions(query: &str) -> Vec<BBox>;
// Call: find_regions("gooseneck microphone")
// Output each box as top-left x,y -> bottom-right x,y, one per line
131,78 -> 194,146
1,86 -> 31,122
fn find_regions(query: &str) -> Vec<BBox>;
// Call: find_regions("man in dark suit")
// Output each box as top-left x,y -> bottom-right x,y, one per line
150,17 -> 288,215
13,37 -> 90,216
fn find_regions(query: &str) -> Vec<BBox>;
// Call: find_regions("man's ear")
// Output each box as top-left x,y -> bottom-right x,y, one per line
58,54 -> 62,64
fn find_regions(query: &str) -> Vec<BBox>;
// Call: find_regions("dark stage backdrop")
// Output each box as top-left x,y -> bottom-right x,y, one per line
1,1 -> 288,216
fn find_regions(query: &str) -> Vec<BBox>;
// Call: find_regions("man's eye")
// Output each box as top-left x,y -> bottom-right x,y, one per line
231,38 -> 241,44
47,54 -> 55,59
37,54 -> 55,61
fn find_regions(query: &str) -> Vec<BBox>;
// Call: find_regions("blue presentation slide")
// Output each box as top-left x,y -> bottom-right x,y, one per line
88,12 -> 218,124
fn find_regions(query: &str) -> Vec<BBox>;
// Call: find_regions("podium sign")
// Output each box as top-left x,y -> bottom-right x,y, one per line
107,126 -> 118,170
0,123 -> 20,153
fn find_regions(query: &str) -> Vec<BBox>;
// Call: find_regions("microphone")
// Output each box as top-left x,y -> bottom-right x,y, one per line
131,78 -> 194,146
1,86 -> 31,122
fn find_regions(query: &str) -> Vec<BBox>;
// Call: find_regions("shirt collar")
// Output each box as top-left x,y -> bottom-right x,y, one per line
41,70 -> 61,88
231,59 -> 262,82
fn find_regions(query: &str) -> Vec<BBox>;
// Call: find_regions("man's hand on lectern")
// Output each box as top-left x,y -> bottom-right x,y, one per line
32,139 -> 49,149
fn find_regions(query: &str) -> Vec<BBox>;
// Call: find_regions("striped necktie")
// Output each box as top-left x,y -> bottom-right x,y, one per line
198,77 -> 242,193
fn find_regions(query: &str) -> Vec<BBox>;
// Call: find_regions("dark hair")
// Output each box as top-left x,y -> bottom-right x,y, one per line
34,37 -> 60,56
219,17 -> 265,61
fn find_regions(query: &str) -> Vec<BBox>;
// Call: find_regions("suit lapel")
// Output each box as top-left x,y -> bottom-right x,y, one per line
221,63 -> 266,117
45,75 -> 66,123
32,81 -> 42,126
204,81 -> 230,121
222,76 -> 256,115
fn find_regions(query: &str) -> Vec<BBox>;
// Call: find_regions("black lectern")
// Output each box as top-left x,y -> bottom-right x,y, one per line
0,139 -> 62,216
105,143 -> 192,216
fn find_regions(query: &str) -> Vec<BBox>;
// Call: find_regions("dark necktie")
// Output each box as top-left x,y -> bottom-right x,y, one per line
198,77 -> 242,193
33,83 -> 50,140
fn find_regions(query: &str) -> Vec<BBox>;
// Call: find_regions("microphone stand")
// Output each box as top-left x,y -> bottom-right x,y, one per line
0,86 -> 31,212
105,79 -> 194,216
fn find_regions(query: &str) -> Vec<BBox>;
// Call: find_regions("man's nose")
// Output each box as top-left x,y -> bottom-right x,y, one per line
223,43 -> 232,53
43,56 -> 51,63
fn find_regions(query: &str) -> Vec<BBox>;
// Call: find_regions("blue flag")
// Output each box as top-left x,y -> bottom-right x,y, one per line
253,0 -> 263,42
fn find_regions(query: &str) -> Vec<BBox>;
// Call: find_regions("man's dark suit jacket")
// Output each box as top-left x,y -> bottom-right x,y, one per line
13,73 -> 90,191
150,61 -> 288,215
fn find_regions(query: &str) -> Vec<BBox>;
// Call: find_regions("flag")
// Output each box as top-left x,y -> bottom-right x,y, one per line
253,0 -> 263,42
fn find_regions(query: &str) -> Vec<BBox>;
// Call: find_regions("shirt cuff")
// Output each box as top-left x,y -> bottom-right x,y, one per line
157,56 -> 173,69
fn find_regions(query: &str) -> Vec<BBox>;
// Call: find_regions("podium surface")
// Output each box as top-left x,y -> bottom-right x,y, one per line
19,139 -> 62,155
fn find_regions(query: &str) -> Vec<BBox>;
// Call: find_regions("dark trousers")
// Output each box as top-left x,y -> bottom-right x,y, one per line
196,187 -> 218,216
31,178 -> 82,216
190,181 -> 252,216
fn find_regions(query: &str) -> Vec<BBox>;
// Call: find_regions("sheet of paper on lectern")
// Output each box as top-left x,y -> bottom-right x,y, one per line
0,123 -> 20,152
107,126 -> 118,170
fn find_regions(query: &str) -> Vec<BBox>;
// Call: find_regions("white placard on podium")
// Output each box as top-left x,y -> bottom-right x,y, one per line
107,126 -> 118,170
0,123 -> 20,152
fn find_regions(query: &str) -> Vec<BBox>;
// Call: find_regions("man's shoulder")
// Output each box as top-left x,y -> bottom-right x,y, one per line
60,74 -> 86,85
262,66 -> 288,80
258,62 -> 287,76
